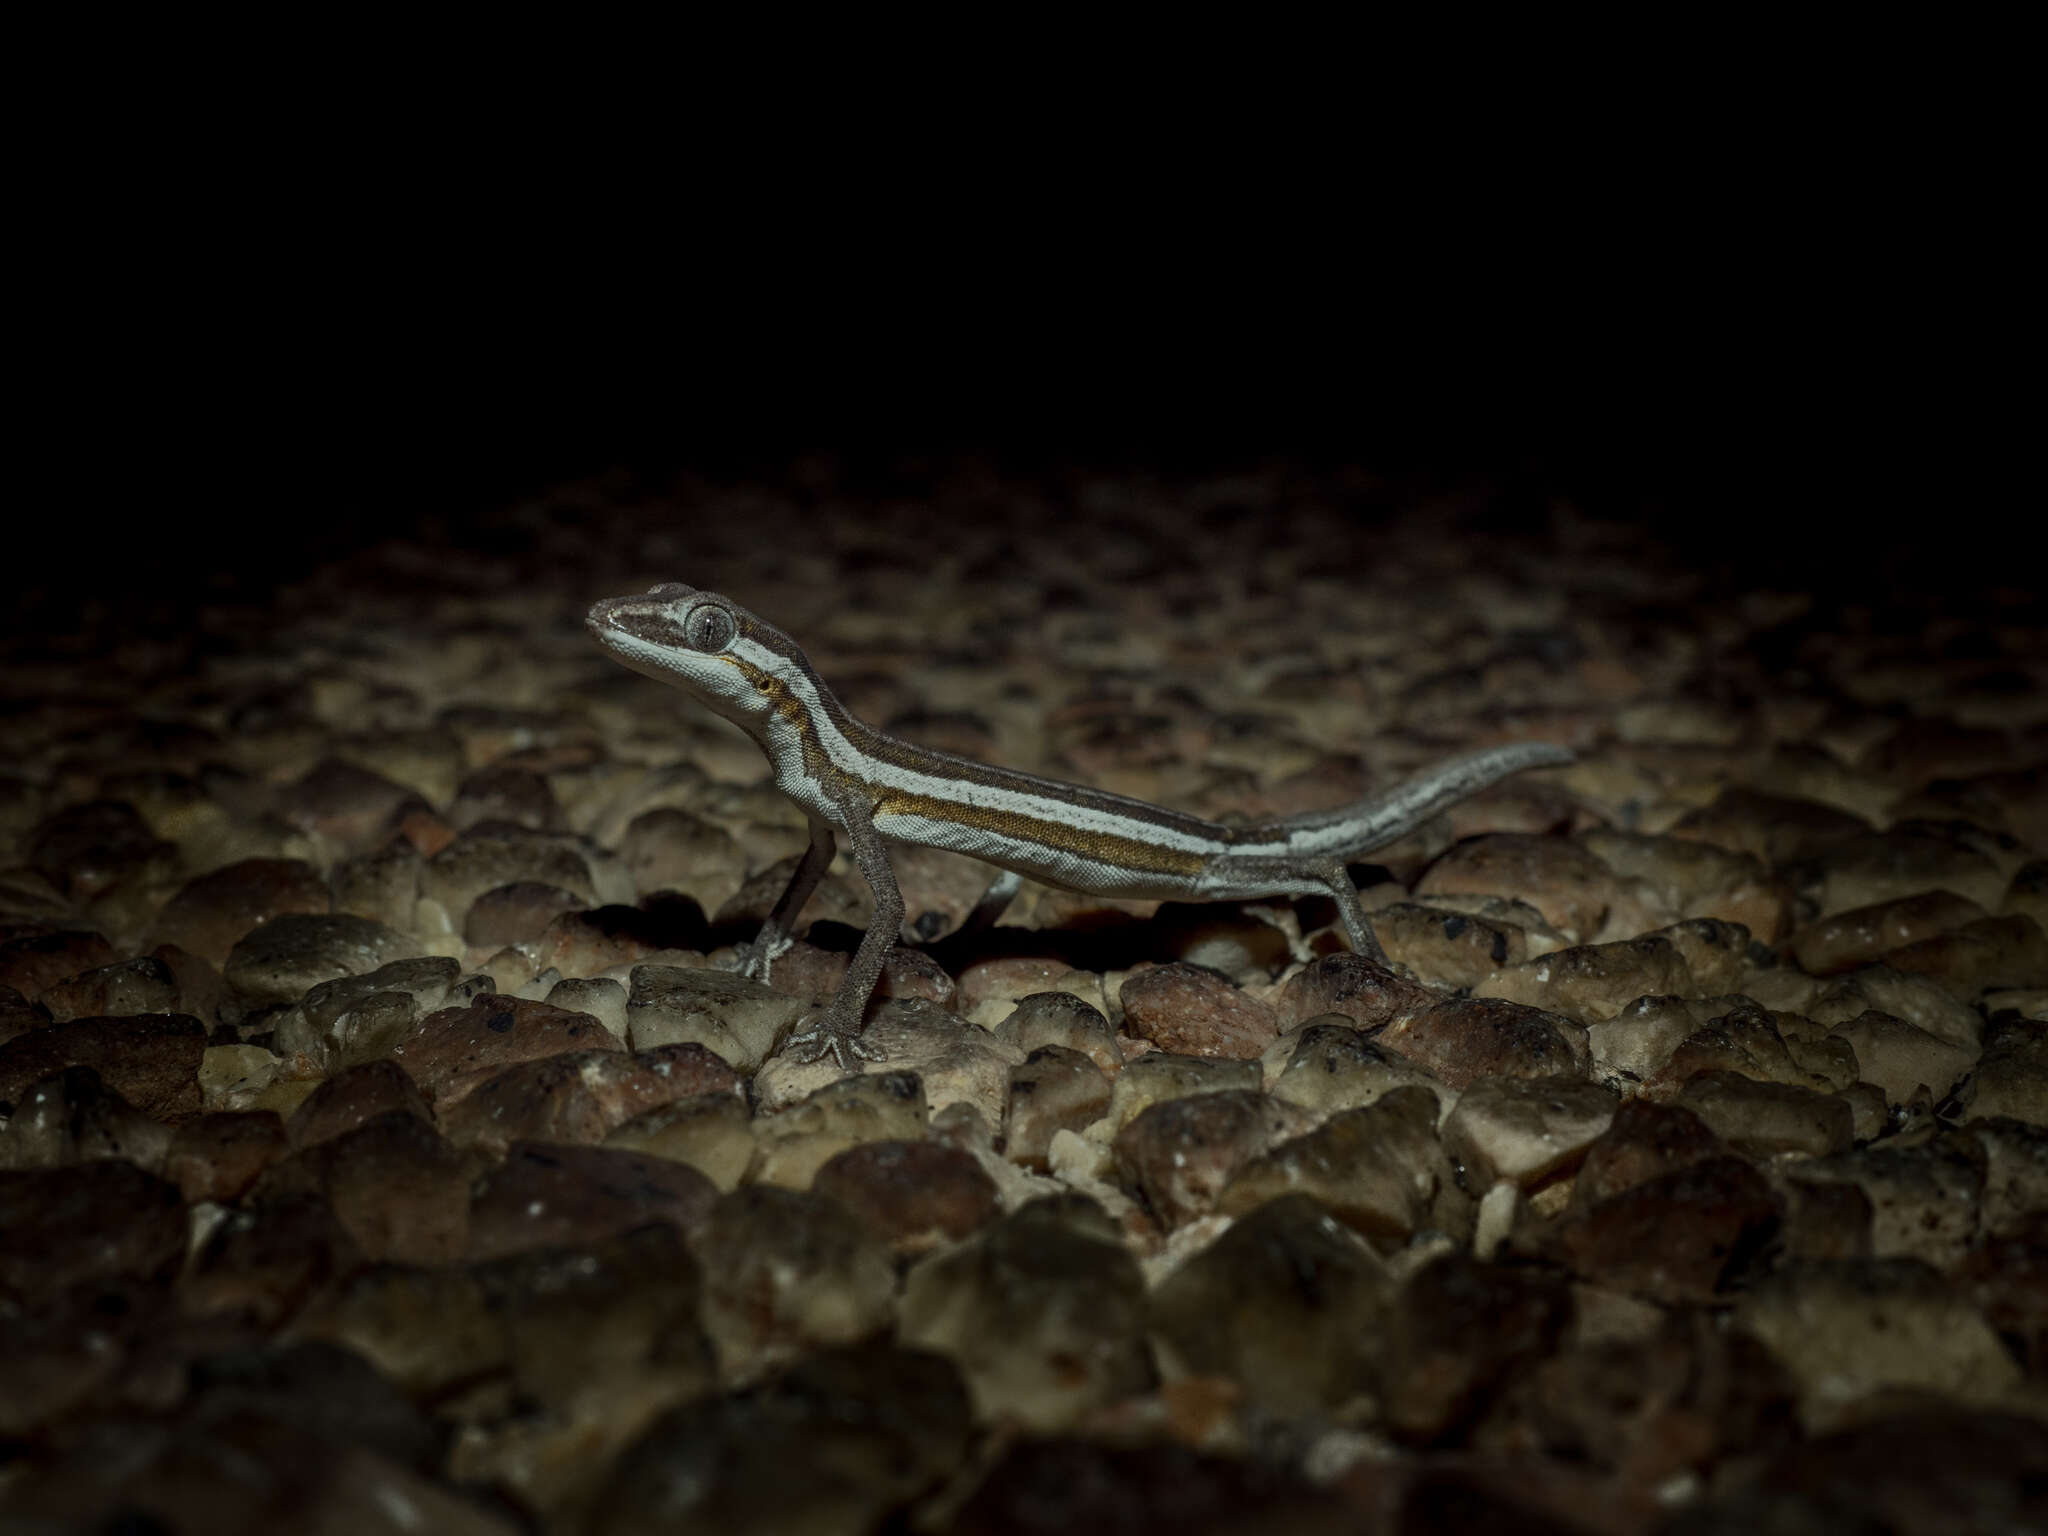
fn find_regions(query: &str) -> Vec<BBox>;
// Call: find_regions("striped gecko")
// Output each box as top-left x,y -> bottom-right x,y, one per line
588,583 -> 1573,1069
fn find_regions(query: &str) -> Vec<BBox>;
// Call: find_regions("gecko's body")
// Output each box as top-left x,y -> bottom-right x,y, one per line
588,583 -> 1573,1067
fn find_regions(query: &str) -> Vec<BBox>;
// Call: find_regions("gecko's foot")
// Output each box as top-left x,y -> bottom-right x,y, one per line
722,931 -> 794,984
783,1011 -> 886,1072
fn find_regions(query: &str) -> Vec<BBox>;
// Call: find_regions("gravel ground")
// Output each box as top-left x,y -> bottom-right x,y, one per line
2,465 -> 2044,1534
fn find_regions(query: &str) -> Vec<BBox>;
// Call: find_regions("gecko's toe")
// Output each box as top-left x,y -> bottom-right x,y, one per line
783,1011 -> 878,1072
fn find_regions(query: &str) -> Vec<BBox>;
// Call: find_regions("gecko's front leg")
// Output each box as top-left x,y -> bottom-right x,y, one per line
782,795 -> 899,1071
726,818 -> 836,984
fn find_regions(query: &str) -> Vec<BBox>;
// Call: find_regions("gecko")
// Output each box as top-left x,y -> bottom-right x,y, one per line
588,583 -> 1574,1069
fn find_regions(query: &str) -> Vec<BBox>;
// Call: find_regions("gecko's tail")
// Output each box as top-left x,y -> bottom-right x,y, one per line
1280,742 -> 1576,857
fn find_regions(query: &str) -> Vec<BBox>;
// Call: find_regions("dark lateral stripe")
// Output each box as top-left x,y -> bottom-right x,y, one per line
849,719 -> 1228,839
872,789 -> 1209,879
737,613 -> 1228,853
739,616 -> 867,738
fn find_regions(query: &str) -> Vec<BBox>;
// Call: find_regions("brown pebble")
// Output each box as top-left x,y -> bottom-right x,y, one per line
1642,1002 -> 1819,1098
150,943 -> 223,1027
0,1160 -> 187,1307
1667,786 -> 1872,869
1541,1155 -> 1779,1304
812,1138 -> 999,1249
591,1338 -> 970,1535
1749,1406 -> 2048,1529
331,837 -> 424,931
449,762 -> 568,832
1119,962 -> 1279,1058
1113,1088 -> 1316,1228
1964,1115 -> 2048,1237
636,1041 -> 745,1098
465,1225 -> 715,1487
528,904 -> 680,976
1221,1085 -> 1467,1243
1105,1051 -> 1261,1130
221,912 -> 423,1020
955,955 -> 1099,1020
1884,913 -> 2048,999
1577,828 -> 1793,942
1792,1131 -> 1987,1270
0,1064 -> 173,1172
273,758 -> 432,855
895,1194 -> 1149,1431
750,937 -> 846,1002
1775,1174 -> 1873,1261
0,928 -> 117,1003
25,800 -> 175,901
1655,917 -> 1758,993
0,983 -> 51,1045
1443,1075 -> 1618,1189
1678,1070 -> 1856,1158
997,990 -> 1123,1073
606,1092 -> 757,1191
687,1183 -> 897,1380
1268,1019 -> 1442,1115
1829,1009 -> 1977,1105
389,994 -> 624,1108
1371,901 -> 1526,989
1573,1100 -> 1728,1209
150,858 -> 331,968
874,943 -> 957,1005
1004,1046 -> 1112,1168
256,1110 -> 473,1265
1416,833 -> 1619,941
462,881 -> 586,948
1810,966 -> 1983,1052
164,1111 -> 289,1203
1735,1260 -> 2021,1430
1956,1235 -> 2048,1375
1866,716 -> 2018,781
1478,935 -> 1695,1024
39,954 -> 179,1023
619,806 -> 745,903
467,1141 -> 719,1262
1377,996 -> 1587,1090
182,1193 -> 360,1326
0,1012 -> 206,1119
1791,821 -> 2011,918
1148,1192 -> 1390,1417
1274,952 -> 1438,1030
438,1047 -> 726,1154
291,1264 -> 503,1399
421,826 -> 595,930
287,1059 -> 434,1149
1790,889 -> 1990,976
1378,1251 -> 1573,1443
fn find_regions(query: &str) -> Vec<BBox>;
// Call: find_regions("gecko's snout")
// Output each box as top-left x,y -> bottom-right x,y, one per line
587,582 -> 698,638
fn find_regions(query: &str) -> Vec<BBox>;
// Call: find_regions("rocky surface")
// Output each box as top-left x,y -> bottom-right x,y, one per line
1,470 -> 2043,1532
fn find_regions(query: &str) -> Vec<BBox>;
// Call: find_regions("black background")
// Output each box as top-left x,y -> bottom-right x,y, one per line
21,222 -> 2018,629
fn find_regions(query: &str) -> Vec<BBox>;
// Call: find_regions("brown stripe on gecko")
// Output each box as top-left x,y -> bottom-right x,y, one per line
846,718 -> 1231,840
870,788 -> 1209,879
737,610 -> 1230,841
727,653 -> 841,785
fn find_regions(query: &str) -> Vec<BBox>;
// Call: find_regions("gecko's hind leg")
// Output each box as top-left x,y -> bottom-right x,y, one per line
1308,858 -> 1390,967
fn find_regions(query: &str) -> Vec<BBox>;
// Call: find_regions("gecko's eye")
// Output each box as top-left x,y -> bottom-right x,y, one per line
682,604 -> 737,653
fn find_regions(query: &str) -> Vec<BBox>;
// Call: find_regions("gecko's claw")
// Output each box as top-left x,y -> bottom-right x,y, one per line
783,1010 -> 886,1072
723,930 -> 795,984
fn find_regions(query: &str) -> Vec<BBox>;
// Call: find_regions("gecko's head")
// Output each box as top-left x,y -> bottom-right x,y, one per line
586,582 -> 811,728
